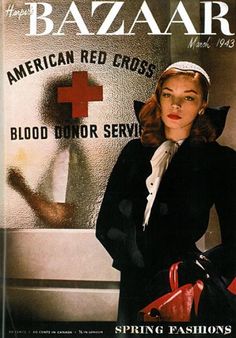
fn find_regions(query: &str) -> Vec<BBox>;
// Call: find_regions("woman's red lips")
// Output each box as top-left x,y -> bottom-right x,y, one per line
167,114 -> 181,120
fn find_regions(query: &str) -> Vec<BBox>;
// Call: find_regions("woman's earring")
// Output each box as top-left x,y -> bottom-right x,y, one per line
198,109 -> 205,115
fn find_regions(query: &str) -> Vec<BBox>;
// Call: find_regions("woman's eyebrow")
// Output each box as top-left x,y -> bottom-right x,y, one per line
162,87 -> 199,95
184,89 -> 198,94
162,87 -> 172,91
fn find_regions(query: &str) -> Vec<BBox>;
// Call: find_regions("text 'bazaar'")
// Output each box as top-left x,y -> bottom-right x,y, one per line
24,1 -> 234,36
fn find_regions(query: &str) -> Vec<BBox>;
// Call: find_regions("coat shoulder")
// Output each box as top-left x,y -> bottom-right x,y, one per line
119,139 -> 156,168
207,142 -> 236,177
211,142 -> 236,162
122,138 -> 143,152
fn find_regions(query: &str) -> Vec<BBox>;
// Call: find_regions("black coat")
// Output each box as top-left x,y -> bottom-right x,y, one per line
96,105 -> 236,323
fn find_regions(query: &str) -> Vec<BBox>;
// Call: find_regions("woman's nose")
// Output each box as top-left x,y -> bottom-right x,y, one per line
171,97 -> 181,108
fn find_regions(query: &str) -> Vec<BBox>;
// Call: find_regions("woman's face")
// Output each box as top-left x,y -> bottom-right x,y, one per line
160,74 -> 206,139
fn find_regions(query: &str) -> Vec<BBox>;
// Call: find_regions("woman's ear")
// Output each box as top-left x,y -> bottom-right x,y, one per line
198,102 -> 208,115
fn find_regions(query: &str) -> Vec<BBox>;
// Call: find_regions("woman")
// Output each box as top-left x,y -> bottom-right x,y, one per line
96,62 -> 236,323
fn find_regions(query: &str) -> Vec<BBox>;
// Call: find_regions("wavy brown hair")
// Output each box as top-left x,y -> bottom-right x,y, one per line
139,68 -> 216,146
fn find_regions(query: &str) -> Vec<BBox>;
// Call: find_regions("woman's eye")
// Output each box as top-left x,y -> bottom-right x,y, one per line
185,96 -> 194,101
162,93 -> 171,98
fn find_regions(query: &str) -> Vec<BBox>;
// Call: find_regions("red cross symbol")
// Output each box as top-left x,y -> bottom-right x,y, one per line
57,71 -> 103,118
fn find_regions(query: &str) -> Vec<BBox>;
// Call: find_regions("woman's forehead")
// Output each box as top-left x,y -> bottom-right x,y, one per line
162,74 -> 202,90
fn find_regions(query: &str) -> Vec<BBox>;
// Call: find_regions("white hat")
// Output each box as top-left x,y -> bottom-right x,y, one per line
165,61 -> 210,84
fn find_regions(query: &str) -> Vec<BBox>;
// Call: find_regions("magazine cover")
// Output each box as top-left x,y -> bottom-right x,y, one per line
1,0 -> 236,337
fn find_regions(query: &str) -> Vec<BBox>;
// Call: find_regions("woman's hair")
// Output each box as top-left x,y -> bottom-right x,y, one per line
139,68 -> 215,146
